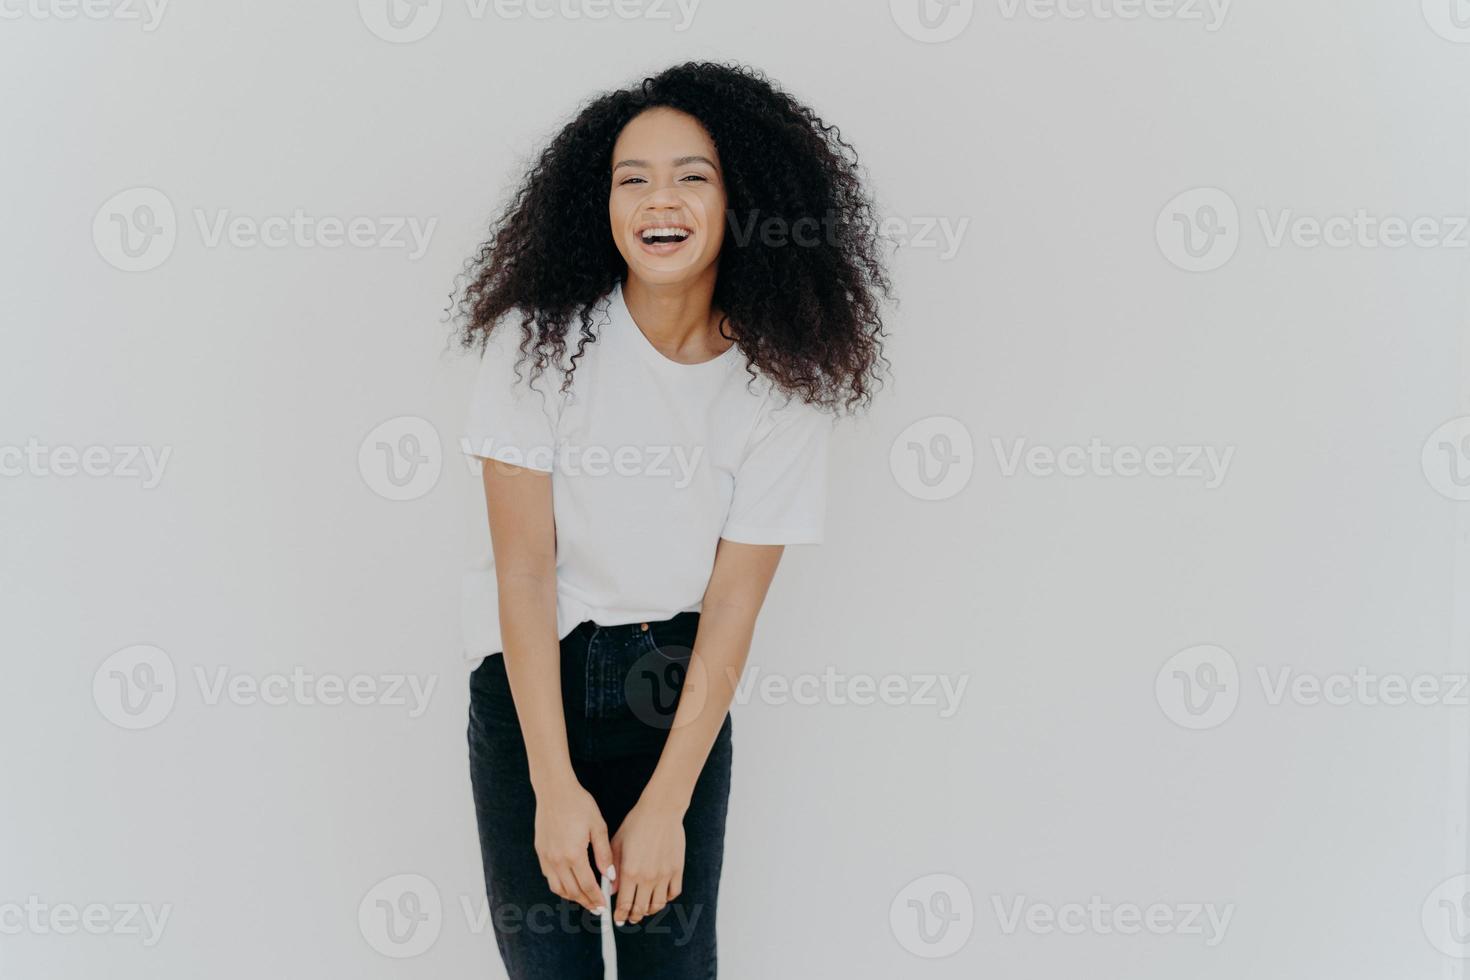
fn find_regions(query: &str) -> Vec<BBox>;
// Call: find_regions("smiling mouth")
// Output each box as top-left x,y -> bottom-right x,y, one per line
637,225 -> 693,246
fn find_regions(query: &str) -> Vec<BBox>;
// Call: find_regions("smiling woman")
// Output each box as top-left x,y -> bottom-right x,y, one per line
456,60 -> 891,410
608,108 -> 740,362
449,61 -> 891,980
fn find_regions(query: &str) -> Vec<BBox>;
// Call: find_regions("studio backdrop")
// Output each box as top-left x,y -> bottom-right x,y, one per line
3,1 -> 1469,978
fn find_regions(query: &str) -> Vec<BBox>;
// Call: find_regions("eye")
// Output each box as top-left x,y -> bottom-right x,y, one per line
680,174 -> 708,183
618,176 -> 647,185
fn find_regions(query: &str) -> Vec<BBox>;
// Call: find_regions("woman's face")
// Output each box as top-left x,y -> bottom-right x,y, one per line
609,107 -> 726,287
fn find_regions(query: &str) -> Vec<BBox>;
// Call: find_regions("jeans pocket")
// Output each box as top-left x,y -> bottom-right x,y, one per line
624,632 -> 693,731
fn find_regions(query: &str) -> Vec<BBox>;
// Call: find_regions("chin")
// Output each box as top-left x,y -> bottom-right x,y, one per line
624,250 -> 716,287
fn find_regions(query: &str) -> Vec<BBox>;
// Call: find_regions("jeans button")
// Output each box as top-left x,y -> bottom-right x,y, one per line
639,622 -> 649,631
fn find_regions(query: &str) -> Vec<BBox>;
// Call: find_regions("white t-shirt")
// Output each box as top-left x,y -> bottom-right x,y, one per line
459,280 -> 832,662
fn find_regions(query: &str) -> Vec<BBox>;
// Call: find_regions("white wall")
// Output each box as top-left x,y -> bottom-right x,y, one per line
2,1 -> 1468,977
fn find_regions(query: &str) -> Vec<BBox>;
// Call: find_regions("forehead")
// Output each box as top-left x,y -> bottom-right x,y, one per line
612,107 -> 718,162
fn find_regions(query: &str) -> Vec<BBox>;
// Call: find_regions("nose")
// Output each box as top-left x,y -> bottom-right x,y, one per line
640,199 -> 685,227
644,181 -> 683,206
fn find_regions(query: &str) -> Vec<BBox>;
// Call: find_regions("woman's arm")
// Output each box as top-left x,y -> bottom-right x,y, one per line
610,536 -> 784,926
481,457 -> 612,915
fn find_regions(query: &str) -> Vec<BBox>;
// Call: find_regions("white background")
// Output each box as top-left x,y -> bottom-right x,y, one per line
3,0 -> 1470,977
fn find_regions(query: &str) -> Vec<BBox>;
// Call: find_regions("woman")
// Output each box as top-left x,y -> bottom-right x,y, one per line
453,61 -> 890,978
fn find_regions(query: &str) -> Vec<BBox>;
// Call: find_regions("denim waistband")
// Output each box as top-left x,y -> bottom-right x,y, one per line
569,609 -> 700,646
564,611 -> 700,731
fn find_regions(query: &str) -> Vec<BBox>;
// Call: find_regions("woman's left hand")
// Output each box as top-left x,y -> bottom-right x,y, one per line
609,798 -> 686,926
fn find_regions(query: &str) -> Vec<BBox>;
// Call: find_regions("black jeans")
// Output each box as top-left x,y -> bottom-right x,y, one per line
467,611 -> 733,979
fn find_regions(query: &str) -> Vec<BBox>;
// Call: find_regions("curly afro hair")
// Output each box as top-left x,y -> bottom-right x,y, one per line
453,61 -> 892,414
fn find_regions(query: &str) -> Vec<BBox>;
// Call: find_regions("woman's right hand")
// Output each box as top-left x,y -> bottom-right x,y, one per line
533,776 -> 615,914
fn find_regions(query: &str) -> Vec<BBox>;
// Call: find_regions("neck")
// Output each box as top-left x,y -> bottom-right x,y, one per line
621,272 -> 732,363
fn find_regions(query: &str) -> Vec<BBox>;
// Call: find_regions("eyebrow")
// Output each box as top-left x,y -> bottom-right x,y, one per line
612,155 -> 718,173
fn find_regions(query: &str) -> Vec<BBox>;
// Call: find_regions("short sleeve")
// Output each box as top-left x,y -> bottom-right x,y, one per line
461,327 -> 560,473
720,391 -> 831,545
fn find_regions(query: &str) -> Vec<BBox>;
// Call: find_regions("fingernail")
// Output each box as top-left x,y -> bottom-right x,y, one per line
593,907 -> 604,915
606,865 -> 617,881
615,918 -> 625,926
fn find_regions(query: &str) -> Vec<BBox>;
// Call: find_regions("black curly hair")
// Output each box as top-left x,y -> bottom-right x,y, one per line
453,61 -> 892,414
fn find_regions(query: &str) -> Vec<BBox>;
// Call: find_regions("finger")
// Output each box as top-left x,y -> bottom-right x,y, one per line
614,880 -> 637,926
668,874 -> 683,902
629,879 -> 655,924
591,822 -> 615,889
644,879 -> 670,919
607,837 -> 622,895
550,868 -> 576,905
537,861 -> 561,899
571,855 -> 605,913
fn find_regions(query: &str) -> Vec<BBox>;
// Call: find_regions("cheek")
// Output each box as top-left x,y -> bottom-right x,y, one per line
691,189 -> 727,235
608,191 -> 630,229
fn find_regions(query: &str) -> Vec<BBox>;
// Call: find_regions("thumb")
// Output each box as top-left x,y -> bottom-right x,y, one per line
594,824 -> 617,894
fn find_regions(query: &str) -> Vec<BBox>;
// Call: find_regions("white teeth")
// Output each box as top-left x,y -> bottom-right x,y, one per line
639,226 -> 691,242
